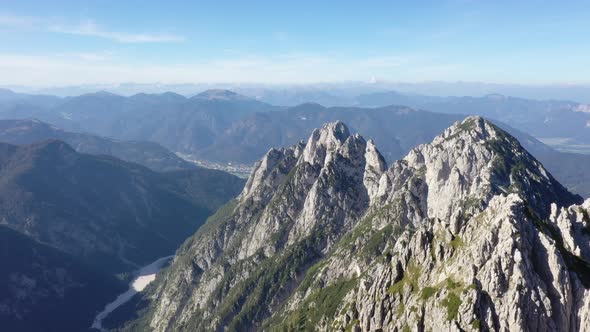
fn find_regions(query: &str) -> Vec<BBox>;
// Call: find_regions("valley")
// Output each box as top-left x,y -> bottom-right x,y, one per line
175,152 -> 253,178
0,138 -> 244,331
91,255 -> 174,331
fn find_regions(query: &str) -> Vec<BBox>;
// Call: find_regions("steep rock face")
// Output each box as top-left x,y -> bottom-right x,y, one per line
364,139 -> 387,203
292,194 -> 589,331
372,117 -> 577,232
117,121 -> 387,331
239,142 -> 304,201
117,117 -> 589,332
270,117 -> 586,331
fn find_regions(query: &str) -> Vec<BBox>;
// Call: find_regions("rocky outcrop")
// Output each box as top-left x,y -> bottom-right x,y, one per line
118,121 -> 388,331
300,193 -> 590,331
117,117 -> 590,332
364,139 -> 386,203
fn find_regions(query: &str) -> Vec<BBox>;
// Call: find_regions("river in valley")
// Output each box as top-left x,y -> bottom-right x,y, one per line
91,255 -> 174,331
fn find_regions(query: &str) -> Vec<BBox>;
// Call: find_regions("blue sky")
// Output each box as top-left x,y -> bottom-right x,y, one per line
0,0 -> 589,86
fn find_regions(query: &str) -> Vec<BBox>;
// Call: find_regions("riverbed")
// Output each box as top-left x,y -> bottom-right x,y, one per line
91,255 -> 174,331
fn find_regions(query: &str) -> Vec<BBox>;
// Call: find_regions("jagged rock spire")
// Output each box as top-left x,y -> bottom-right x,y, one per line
364,139 -> 387,202
301,120 -> 350,166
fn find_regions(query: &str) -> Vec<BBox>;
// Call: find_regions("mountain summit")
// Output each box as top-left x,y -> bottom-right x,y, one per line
114,117 -> 590,331
193,89 -> 250,101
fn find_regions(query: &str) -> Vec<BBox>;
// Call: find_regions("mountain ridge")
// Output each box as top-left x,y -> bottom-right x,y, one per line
2,89 -> 590,198
0,139 -> 245,273
111,116 -> 589,331
0,118 -> 196,172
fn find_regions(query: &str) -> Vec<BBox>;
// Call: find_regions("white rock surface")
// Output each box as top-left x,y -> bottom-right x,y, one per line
119,117 -> 590,332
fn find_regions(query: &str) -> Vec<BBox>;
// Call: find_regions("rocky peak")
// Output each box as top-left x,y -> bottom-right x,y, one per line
270,118 -> 590,332
339,133 -> 366,162
288,131 -> 370,247
121,121 -> 387,331
434,115 -> 500,142
376,116 -> 580,229
240,147 -> 289,199
300,120 -> 350,166
115,117 -> 587,332
239,140 -> 306,202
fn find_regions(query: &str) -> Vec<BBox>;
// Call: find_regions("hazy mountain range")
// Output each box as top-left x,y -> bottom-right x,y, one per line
0,119 -> 195,172
353,91 -> 590,149
1,87 -> 590,154
7,81 -> 590,103
1,89 -> 590,197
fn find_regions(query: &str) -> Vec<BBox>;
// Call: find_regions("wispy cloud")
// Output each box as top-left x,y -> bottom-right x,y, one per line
0,13 -> 36,27
0,13 -> 184,43
55,51 -> 114,62
49,20 -> 184,43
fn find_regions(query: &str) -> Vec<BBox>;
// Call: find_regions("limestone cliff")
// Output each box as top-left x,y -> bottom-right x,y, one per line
117,117 -> 589,332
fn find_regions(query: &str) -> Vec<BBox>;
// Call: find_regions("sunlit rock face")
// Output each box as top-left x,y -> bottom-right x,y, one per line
119,117 -> 590,332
